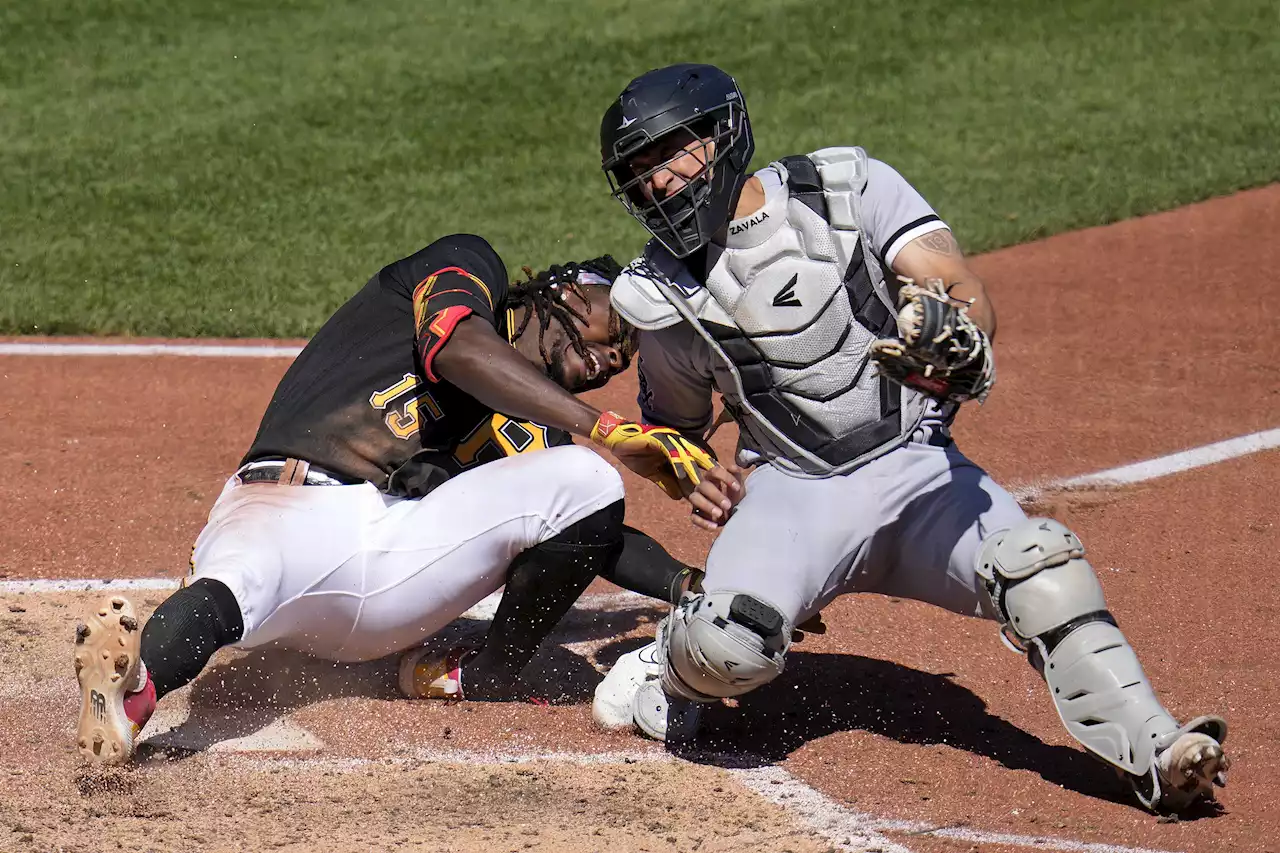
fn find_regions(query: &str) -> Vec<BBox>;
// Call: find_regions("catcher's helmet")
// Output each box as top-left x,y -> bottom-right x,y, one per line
601,63 -> 755,258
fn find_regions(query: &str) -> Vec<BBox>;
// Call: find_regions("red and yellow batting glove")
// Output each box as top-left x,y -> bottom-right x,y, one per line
590,411 -> 716,500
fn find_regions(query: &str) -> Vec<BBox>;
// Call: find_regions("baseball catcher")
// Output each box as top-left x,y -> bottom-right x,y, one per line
588,63 -> 1229,815
73,234 -> 728,766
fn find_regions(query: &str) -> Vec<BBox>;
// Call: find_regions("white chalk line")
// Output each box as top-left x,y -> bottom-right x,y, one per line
220,748 -> 667,774
732,764 -> 913,853
6,610 -> 1183,853
1004,427 -> 1280,503
5,423 -> 1275,599
735,765 -> 1184,853
4,337 -> 1275,499
0,577 -> 179,594
1,591 -> 1181,853
1056,427 -> 1280,488
3,338 -> 1274,496
0,580 -> 653,623
0,342 -> 303,357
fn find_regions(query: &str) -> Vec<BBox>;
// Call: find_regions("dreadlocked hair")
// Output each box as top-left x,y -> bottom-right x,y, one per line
508,255 -> 639,370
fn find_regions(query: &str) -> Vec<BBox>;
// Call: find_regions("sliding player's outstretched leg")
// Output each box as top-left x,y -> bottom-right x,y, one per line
399,498 -> 627,700
976,518 -> 1230,812
74,595 -> 148,765
73,578 -> 244,765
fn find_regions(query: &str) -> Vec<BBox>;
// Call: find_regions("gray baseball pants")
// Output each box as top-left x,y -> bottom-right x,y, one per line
701,440 -> 1024,625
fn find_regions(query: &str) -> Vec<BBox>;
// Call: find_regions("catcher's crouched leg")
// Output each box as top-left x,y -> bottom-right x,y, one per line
660,591 -> 792,702
977,518 -> 1229,811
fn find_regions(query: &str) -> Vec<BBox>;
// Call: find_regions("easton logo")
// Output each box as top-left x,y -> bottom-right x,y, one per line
772,274 -> 802,308
728,210 -> 769,235
90,689 -> 106,722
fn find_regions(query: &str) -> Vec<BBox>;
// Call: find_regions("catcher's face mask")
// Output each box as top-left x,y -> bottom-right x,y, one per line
606,118 -> 743,257
601,63 -> 755,258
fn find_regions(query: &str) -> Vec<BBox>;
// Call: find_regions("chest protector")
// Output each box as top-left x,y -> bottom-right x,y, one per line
612,147 -> 933,477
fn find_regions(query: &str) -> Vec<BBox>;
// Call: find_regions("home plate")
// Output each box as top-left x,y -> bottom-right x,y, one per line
141,708 -> 323,753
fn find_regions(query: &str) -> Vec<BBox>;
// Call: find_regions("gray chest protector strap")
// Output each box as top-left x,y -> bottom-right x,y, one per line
653,152 -> 923,476
776,155 -> 898,339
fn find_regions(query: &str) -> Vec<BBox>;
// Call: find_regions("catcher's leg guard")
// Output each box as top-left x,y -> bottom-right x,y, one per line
976,518 -> 1227,808
660,591 -> 792,701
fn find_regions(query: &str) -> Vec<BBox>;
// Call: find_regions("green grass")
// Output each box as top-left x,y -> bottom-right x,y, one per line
2,0 -> 1278,336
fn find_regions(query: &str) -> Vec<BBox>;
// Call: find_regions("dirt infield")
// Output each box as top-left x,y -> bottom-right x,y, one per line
2,184 -> 1279,852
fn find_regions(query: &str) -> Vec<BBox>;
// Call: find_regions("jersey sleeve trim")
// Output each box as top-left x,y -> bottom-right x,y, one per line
883,215 -> 946,267
420,304 -> 474,383
412,266 -> 495,335
419,266 -> 493,309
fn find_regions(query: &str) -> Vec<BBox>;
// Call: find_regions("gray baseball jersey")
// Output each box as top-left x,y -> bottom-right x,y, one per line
631,157 -> 952,450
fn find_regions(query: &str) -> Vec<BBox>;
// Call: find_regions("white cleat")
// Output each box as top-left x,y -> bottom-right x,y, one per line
632,680 -> 702,743
73,595 -> 152,765
592,642 -> 662,730
1154,727 -> 1230,811
593,640 -> 702,742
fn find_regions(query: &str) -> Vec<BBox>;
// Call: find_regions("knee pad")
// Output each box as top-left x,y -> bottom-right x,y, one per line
660,591 -> 792,701
976,518 -> 1111,646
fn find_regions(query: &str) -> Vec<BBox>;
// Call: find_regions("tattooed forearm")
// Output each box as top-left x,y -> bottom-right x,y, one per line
917,229 -> 960,256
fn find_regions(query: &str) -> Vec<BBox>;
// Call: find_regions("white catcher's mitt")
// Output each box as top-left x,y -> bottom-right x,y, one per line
870,277 -> 995,404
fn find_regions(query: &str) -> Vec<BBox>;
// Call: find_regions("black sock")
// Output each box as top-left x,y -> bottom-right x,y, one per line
600,525 -> 700,604
141,578 -> 244,699
471,499 -> 625,689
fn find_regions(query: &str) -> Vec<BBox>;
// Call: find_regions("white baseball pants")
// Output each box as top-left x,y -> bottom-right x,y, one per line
188,445 -> 623,662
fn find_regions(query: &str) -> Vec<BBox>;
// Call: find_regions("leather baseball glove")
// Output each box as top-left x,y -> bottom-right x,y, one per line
870,277 -> 995,404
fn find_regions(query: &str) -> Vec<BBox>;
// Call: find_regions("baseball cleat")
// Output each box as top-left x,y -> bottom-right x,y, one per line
398,644 -> 478,700
1150,718 -> 1230,811
632,680 -> 702,743
592,641 -> 663,730
592,640 -> 702,742
73,595 -> 155,765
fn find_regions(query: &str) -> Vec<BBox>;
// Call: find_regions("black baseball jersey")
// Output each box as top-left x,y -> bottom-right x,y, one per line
243,234 -> 570,497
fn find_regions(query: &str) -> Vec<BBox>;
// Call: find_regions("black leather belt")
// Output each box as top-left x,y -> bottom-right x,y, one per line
235,458 -> 363,486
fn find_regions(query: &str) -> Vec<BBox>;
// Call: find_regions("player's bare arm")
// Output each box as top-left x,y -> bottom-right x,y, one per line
433,315 -> 605,437
428,267 -> 723,505
891,228 -> 997,338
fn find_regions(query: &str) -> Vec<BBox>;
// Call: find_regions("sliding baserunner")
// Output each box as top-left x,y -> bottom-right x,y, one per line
73,233 -> 724,764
